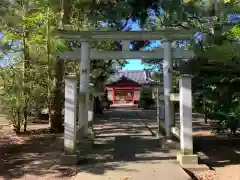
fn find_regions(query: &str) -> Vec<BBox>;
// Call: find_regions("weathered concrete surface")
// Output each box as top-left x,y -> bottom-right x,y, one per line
73,109 -> 191,180
177,153 -> 198,165
94,109 -> 155,137
73,161 -> 191,180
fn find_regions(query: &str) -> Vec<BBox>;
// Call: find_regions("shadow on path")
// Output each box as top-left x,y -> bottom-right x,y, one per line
194,136 -> 240,169
0,129 -> 71,179
0,109 -> 183,179
75,109 -> 181,176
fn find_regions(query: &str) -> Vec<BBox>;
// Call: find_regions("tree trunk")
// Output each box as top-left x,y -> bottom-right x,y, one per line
204,113 -> 208,124
50,57 -> 64,133
62,0 -> 72,24
23,30 -> 30,132
94,97 -> 103,114
203,98 -> 208,124
15,110 -> 21,134
23,110 -> 27,132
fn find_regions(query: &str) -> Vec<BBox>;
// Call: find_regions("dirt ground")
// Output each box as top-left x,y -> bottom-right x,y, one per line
192,134 -> 240,180
0,123 -> 76,180
0,111 -> 240,180
0,112 -> 189,180
136,110 -> 240,180
186,119 -> 240,180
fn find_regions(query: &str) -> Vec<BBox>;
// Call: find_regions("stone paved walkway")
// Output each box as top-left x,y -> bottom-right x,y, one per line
73,109 -> 191,180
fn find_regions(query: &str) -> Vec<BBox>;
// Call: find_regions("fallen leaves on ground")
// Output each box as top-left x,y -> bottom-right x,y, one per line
195,170 -> 220,180
121,176 -> 130,180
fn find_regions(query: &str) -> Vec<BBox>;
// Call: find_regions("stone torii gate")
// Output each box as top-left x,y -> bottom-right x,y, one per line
58,29 -> 198,165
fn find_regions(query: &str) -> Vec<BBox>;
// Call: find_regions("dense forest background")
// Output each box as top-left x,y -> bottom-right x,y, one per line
0,0 -> 239,135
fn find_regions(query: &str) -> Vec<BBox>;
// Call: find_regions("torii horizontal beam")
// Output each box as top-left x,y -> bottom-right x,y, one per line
56,29 -> 198,40
60,48 -> 194,60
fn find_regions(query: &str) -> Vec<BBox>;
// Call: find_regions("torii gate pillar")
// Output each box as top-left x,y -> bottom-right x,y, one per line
163,39 -> 174,138
79,40 -> 90,136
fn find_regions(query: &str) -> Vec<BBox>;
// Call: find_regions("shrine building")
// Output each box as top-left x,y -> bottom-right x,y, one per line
105,70 -> 152,105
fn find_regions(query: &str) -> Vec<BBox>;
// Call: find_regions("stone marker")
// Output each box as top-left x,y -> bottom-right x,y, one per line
177,74 -> 198,165
61,76 -> 79,165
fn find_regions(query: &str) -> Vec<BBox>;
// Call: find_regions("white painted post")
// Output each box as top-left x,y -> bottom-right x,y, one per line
84,45 -> 91,135
160,102 -> 165,120
79,40 -> 90,136
155,86 -> 161,139
64,76 -> 77,154
156,87 -> 160,123
163,39 -> 173,137
179,75 -> 193,154
122,40 -> 130,51
159,87 -> 165,120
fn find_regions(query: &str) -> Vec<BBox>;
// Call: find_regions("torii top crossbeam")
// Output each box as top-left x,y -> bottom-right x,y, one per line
56,29 -> 197,40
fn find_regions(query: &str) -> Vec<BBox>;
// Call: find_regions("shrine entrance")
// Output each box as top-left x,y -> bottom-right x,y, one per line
105,73 -> 143,105
57,29 -> 199,166
114,90 -> 132,104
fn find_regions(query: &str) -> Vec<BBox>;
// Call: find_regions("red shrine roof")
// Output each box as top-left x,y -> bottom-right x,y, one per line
106,70 -> 152,86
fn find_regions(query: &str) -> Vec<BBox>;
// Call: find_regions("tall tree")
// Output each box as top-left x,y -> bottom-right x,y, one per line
0,1 -> 67,132
0,0 -> 128,133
